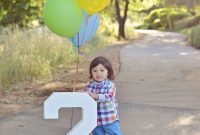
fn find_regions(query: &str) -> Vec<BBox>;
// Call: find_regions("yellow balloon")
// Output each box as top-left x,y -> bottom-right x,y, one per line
77,0 -> 111,15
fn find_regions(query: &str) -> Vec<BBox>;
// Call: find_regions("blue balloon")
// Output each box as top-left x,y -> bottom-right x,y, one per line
70,11 -> 100,48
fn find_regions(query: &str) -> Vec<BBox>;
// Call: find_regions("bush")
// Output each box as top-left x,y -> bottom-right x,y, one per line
163,0 -> 200,8
0,26 -> 116,89
174,15 -> 200,31
0,27 -> 76,88
144,7 -> 192,30
191,24 -> 200,49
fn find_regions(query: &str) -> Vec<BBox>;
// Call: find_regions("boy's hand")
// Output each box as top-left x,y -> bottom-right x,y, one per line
88,91 -> 99,101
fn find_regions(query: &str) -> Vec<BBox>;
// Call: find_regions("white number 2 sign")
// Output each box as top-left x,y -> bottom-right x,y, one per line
44,92 -> 97,135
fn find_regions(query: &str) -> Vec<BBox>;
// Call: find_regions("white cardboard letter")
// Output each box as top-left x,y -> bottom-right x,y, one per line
44,92 -> 97,135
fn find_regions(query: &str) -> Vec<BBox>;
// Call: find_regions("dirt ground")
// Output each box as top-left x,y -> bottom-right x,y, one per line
0,41 -> 130,119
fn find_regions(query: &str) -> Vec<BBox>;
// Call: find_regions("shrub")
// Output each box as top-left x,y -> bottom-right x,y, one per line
191,24 -> 200,49
144,7 -> 192,30
0,26 -> 116,89
174,15 -> 200,31
0,27 -> 75,87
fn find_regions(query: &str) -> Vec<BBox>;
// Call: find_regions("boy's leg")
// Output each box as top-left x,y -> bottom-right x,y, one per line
104,121 -> 122,135
92,126 -> 105,135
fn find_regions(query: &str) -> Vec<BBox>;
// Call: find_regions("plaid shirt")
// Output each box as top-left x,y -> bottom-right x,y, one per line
84,79 -> 119,126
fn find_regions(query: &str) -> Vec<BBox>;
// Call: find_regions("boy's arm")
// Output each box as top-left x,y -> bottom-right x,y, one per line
83,82 -> 91,92
97,83 -> 116,102
84,82 -> 99,100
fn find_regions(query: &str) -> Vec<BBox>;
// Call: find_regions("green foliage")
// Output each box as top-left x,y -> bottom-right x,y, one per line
194,5 -> 200,15
191,24 -> 200,49
0,0 -> 44,28
0,27 -> 75,87
174,15 -> 200,31
144,7 -> 192,30
162,0 -> 200,8
128,0 -> 162,28
99,4 -> 118,40
179,28 -> 191,39
100,15 -> 118,39
129,0 -> 161,11
0,26 -> 114,89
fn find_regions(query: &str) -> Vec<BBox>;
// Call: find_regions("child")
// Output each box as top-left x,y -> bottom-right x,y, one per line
84,56 -> 122,135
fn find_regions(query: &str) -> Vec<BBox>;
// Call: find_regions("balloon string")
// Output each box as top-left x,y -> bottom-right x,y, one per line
86,15 -> 89,25
72,38 -> 80,92
71,45 -> 80,130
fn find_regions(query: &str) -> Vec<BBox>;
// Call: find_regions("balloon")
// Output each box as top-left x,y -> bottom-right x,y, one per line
70,11 -> 100,47
43,0 -> 83,38
77,0 -> 111,15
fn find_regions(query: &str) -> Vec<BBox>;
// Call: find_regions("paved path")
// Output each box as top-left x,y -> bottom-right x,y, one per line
0,30 -> 200,135
116,30 -> 200,135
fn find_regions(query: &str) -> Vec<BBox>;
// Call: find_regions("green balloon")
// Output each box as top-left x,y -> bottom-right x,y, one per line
43,0 -> 83,38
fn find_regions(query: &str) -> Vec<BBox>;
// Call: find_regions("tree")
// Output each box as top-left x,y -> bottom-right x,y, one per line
163,0 -> 200,8
114,0 -> 130,40
114,0 -> 163,40
0,0 -> 44,28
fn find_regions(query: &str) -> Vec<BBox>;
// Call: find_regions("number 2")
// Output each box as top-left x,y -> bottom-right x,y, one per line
44,92 -> 97,135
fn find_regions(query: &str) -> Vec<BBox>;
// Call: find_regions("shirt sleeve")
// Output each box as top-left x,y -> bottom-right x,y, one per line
97,82 -> 116,102
83,82 -> 91,92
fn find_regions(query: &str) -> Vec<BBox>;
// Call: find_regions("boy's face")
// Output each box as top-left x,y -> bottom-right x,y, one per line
92,64 -> 108,82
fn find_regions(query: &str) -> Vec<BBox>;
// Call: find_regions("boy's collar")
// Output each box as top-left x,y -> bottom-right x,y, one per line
92,79 -> 109,85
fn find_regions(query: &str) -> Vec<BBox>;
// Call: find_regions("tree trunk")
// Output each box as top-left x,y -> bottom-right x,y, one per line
119,20 -> 125,39
115,0 -> 129,40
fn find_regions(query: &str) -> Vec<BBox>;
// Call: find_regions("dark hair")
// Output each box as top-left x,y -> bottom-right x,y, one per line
89,56 -> 114,80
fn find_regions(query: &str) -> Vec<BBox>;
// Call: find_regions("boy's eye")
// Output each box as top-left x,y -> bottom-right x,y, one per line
101,70 -> 104,72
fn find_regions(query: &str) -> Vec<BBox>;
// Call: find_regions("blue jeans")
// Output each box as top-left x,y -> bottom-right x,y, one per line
92,121 -> 122,135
